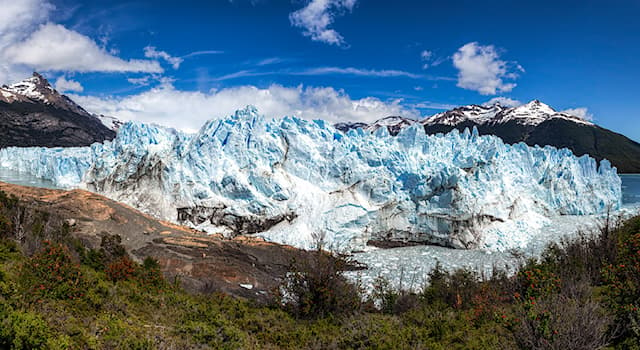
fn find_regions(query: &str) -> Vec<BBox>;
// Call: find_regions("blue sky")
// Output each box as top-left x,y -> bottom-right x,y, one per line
1,0 -> 639,140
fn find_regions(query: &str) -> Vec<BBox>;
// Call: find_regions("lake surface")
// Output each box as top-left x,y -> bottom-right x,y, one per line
0,167 -> 59,189
621,174 -> 640,204
348,175 -> 640,291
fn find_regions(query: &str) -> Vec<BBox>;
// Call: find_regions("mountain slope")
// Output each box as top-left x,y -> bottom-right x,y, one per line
420,101 -> 640,173
0,73 -> 116,148
336,100 -> 639,173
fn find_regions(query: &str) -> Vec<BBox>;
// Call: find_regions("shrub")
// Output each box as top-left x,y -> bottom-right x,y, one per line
19,241 -> 84,300
421,263 -> 481,309
0,213 -> 13,236
105,256 -> 137,282
603,231 -> 640,343
278,248 -> 362,319
0,310 -> 51,350
370,276 -> 419,315
99,234 -> 126,264
105,256 -> 167,293
516,265 -> 561,302
138,257 -> 166,292
0,238 -> 19,261
510,295 -> 612,350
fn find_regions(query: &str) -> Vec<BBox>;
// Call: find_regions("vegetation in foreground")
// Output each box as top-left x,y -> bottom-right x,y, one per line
1,189 -> 640,349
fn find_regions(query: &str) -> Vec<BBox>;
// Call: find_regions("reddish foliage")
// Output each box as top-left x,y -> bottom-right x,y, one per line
105,256 -> 137,282
21,240 -> 84,300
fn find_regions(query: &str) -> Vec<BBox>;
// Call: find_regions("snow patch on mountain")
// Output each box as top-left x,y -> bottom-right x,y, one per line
0,106 -> 621,252
423,100 -> 594,127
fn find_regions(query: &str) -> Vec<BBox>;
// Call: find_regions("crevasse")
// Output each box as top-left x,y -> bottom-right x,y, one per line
0,106 -> 622,251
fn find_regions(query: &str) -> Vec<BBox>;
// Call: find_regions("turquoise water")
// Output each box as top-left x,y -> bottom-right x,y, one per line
621,174 -> 640,204
0,167 -> 60,189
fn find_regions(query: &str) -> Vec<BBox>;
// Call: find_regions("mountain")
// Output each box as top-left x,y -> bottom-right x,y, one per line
0,107 -> 620,252
335,116 -> 418,136
339,100 -> 640,173
422,100 -> 640,173
0,73 -> 116,148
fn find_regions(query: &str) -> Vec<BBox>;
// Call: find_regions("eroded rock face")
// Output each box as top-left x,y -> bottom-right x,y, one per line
177,205 -> 297,235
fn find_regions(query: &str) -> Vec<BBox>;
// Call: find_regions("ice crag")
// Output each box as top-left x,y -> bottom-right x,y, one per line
0,106 -> 622,251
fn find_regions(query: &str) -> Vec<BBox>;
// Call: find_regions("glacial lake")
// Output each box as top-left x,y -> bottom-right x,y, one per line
348,174 -> 640,291
1,167 -> 640,290
0,167 -> 60,189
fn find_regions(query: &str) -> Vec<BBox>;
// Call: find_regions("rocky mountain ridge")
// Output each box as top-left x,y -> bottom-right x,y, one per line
0,73 -> 117,148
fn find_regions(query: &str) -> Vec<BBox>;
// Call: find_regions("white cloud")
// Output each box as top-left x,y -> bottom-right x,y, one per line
181,50 -> 224,59
0,0 -> 165,84
289,0 -> 357,46
483,96 -> 522,107
420,50 -> 447,70
54,76 -> 83,92
3,24 -> 163,73
127,76 -> 153,86
0,0 -> 52,45
420,50 -> 433,70
561,107 -> 594,121
69,83 -> 418,132
257,57 -> 285,66
0,0 -> 54,83
144,46 -> 183,69
452,42 -> 523,95
297,66 -> 422,78
212,66 -> 424,81
412,102 -> 457,110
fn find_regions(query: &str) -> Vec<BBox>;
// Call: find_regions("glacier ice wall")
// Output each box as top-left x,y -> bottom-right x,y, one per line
0,106 -> 622,251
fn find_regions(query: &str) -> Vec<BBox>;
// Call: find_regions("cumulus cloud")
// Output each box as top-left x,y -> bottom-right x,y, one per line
0,0 -> 165,84
289,0 -> 357,46
144,46 -> 183,69
483,96 -> 522,107
54,76 -> 83,92
561,107 -> 594,121
452,42 -> 523,95
3,24 -> 163,73
69,83 -> 418,132
0,0 -> 52,45
0,0 -> 54,83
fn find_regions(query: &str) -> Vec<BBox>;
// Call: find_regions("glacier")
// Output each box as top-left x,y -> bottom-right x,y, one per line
0,106 -> 622,252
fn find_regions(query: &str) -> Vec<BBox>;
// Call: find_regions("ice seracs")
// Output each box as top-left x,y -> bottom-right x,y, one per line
0,106 -> 621,252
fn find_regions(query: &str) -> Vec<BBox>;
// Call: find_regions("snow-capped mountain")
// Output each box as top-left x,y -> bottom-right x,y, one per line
1,72 -> 92,117
0,73 -> 116,147
96,115 -> 124,131
0,106 -> 621,252
336,100 -> 640,173
423,100 -> 593,127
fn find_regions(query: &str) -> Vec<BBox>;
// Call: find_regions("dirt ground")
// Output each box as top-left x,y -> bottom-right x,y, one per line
0,181 -> 314,301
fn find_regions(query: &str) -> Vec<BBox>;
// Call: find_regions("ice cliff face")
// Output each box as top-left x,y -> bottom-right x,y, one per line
0,106 -> 622,251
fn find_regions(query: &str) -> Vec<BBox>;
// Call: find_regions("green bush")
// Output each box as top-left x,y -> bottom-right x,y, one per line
0,310 -> 51,349
19,241 -> 85,301
603,230 -> 640,343
278,249 -> 362,319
